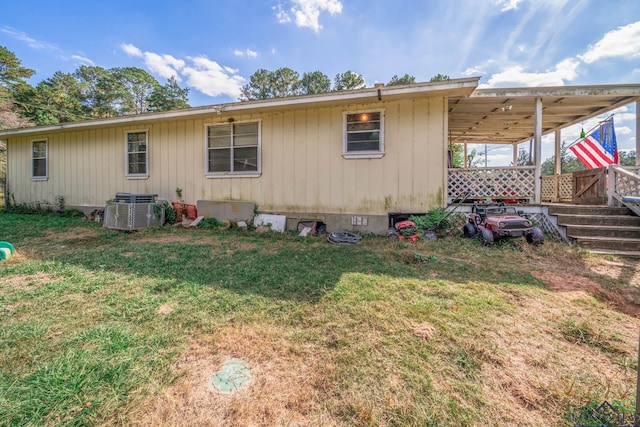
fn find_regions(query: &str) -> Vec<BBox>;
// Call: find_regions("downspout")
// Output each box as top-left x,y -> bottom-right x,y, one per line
534,98 -> 543,204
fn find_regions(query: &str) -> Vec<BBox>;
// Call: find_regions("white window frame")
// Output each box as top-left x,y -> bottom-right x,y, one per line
342,109 -> 385,159
125,130 -> 149,179
204,120 -> 261,178
31,139 -> 48,180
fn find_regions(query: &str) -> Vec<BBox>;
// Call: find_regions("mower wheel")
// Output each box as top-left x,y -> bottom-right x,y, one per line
526,227 -> 544,246
463,223 -> 477,238
480,228 -> 494,246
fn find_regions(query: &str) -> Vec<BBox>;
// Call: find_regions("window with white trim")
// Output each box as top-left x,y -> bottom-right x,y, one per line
206,121 -> 260,176
126,131 -> 148,177
343,110 -> 384,159
31,139 -> 48,180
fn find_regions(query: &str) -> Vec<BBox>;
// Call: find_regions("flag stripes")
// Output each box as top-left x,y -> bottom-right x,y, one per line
569,135 -> 615,168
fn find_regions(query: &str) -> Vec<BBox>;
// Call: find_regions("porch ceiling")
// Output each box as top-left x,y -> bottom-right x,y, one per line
448,83 -> 640,145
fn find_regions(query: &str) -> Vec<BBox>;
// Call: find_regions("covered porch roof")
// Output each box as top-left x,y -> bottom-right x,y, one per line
448,83 -> 640,145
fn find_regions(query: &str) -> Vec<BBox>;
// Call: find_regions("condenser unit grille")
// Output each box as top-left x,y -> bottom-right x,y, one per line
103,202 -> 164,231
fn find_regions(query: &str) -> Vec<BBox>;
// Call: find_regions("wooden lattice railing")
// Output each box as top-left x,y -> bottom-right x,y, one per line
608,165 -> 640,216
541,174 -> 573,202
447,167 -> 535,203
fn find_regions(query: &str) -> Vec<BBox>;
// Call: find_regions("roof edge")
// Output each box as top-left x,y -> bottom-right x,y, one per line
0,77 -> 480,138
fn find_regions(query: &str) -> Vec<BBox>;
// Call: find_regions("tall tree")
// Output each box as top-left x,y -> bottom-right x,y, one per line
0,46 -> 35,129
18,71 -> 86,125
74,65 -> 121,118
239,68 -> 273,101
148,76 -> 190,111
429,73 -> 450,82
333,71 -> 366,91
0,46 -> 34,88
239,67 -> 302,100
619,150 -> 636,166
387,74 -> 416,86
299,71 -> 331,95
270,67 -> 300,98
113,67 -> 160,114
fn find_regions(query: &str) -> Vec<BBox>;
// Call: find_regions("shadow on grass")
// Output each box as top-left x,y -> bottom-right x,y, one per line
0,213 -> 550,303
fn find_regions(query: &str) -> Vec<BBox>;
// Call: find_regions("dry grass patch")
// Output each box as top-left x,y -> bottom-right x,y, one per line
0,271 -> 57,294
459,288 -> 639,426
126,323 -> 339,427
44,227 -> 100,241
533,271 -> 640,317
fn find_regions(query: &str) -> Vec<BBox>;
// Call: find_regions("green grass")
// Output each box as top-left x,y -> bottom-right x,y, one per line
0,212 -> 639,426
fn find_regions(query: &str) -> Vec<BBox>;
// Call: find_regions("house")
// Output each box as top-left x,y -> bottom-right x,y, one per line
1,78 -> 639,234
0,78 -> 479,232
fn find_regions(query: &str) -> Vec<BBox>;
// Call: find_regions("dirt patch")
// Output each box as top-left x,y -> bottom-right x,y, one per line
532,271 -> 640,318
45,228 -> 99,241
134,235 -> 194,244
410,321 -> 436,341
459,292 -> 640,426
156,304 -> 173,316
127,324 -> 341,427
0,272 -> 56,293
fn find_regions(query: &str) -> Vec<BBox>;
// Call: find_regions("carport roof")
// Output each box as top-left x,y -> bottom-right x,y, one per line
448,83 -> 640,145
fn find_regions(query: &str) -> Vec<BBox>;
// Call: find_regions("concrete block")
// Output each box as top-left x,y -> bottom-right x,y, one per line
196,200 -> 255,222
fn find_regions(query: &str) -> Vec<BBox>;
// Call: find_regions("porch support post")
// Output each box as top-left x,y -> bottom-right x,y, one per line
512,142 -> 518,166
534,98 -> 543,204
554,131 -> 561,175
464,143 -> 468,168
636,100 -> 640,166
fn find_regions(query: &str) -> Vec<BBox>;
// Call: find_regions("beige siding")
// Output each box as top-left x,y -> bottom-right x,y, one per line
7,97 -> 447,214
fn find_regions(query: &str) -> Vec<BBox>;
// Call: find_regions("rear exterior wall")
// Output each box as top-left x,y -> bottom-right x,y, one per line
6,97 -> 447,223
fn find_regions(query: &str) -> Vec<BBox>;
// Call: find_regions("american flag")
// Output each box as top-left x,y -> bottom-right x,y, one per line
569,117 -> 618,169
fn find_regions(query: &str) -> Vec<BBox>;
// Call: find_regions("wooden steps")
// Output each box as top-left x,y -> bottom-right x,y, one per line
547,204 -> 640,257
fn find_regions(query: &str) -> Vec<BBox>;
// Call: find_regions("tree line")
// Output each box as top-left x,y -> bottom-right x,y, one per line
0,46 -> 190,128
240,69 -> 447,101
1,45 -> 451,129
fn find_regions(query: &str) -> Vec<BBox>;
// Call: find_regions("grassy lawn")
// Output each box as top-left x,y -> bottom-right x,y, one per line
1,212 -> 640,426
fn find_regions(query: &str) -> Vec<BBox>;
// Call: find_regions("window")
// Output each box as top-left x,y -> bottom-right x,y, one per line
126,131 -> 148,178
206,121 -> 260,176
31,139 -> 48,180
343,110 -> 384,159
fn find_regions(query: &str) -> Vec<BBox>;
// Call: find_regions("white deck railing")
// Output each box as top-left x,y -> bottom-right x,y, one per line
447,166 -> 536,203
609,165 -> 640,216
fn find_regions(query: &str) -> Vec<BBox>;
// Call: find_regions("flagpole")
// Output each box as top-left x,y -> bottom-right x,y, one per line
564,114 -> 615,151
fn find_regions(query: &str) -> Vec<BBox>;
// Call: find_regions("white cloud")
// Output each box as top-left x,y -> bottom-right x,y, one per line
182,56 -> 245,99
275,0 -> 343,32
121,43 -> 142,57
580,21 -> 640,63
481,57 -> 579,88
1,26 -> 56,50
462,67 -> 484,76
617,125 -> 632,136
143,52 -> 186,80
120,44 -> 244,99
70,54 -> 94,65
121,43 -> 185,81
234,48 -> 258,58
495,0 -> 525,12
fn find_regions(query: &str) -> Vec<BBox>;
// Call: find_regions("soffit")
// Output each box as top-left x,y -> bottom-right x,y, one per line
448,84 -> 640,145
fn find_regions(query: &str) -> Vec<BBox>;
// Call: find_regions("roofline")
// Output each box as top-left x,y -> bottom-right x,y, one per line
0,77 -> 480,138
472,82 -> 640,98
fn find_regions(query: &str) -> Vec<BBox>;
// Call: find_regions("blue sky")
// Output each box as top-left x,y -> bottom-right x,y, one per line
2,0 -> 639,164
